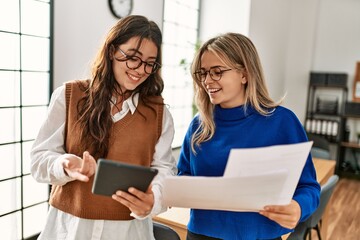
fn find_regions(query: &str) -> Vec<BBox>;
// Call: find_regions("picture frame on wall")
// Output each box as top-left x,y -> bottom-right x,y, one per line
352,62 -> 360,102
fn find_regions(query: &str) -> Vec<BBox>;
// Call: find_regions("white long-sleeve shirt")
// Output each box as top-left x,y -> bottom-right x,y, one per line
30,85 -> 177,240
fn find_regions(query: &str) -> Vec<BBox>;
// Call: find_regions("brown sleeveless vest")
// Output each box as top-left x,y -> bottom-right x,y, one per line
49,80 -> 163,220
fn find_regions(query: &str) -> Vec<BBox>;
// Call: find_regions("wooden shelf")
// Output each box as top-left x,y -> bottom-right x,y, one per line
340,142 -> 360,149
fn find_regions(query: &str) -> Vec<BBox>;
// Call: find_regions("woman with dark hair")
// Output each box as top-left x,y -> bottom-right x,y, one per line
31,15 -> 176,240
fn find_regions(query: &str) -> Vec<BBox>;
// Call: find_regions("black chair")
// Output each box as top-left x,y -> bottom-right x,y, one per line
307,133 -> 331,159
153,221 -> 181,240
287,175 -> 339,240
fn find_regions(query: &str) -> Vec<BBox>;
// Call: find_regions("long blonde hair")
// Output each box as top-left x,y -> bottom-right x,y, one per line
190,32 -> 283,153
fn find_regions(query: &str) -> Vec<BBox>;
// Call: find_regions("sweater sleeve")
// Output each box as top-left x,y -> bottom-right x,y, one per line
293,154 -> 321,222
279,108 -> 321,222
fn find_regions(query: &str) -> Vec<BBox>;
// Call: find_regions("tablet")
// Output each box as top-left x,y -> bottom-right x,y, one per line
92,158 -> 158,197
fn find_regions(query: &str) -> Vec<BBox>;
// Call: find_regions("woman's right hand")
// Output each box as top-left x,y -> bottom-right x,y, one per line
61,151 -> 97,182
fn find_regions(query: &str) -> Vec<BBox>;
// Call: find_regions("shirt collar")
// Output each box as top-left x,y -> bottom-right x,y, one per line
111,92 -> 139,115
124,93 -> 138,114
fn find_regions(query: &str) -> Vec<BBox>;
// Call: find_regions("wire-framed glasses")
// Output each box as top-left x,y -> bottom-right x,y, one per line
115,48 -> 161,74
194,66 -> 232,82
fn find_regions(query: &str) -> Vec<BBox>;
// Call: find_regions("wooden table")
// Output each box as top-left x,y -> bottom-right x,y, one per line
154,158 -> 336,240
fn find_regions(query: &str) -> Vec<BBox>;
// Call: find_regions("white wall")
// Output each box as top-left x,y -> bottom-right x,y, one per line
199,0 -> 251,40
248,0 -> 293,105
312,0 -> 360,75
53,0 -> 164,89
249,0 -> 360,122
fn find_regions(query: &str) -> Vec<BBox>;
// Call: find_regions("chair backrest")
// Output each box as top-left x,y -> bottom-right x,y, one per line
311,147 -> 331,160
287,174 -> 339,240
308,174 -> 339,227
307,133 -> 331,159
307,133 -> 330,151
153,221 -> 181,240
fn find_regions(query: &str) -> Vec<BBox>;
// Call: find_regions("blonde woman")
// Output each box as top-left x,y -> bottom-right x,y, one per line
177,33 -> 320,240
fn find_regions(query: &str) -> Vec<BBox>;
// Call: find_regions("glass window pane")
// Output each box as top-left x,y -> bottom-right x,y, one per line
0,32 -> 20,70
0,0 -> 20,32
23,175 -> 49,207
0,178 -> 21,215
21,0 -> 50,37
162,45 -> 184,66
184,0 -> 199,9
0,71 -> 20,107
21,35 -> 50,71
163,0 -> 199,148
22,72 -> 50,106
171,107 -> 193,147
171,88 -> 193,108
0,212 -> 22,240
22,141 -> 33,175
23,203 -> 48,238
0,0 -> 52,236
164,0 -> 178,21
179,28 -> 197,46
162,67 -> 190,88
0,108 -> 21,143
0,143 -> 21,179
162,22 -> 177,44
182,7 -> 198,28
22,106 -> 48,140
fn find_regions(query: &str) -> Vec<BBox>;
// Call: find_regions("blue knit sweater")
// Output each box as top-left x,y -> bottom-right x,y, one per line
177,105 -> 320,240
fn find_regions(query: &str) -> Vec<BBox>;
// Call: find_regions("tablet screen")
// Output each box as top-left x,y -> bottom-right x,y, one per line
92,158 -> 158,197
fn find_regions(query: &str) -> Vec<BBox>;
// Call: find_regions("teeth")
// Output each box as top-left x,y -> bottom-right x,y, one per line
208,88 -> 220,93
128,73 -> 140,81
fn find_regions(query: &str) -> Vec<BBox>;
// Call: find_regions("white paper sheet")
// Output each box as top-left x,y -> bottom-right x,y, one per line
163,141 -> 313,212
224,141 -> 313,203
163,170 -> 288,211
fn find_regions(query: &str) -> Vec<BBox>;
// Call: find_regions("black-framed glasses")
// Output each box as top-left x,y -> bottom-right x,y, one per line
115,48 -> 161,74
194,66 -> 232,82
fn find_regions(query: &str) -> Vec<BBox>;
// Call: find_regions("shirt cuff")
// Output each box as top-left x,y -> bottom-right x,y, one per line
53,154 -> 76,184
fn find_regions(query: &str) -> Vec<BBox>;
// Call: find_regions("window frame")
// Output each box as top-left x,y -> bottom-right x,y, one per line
0,0 -> 53,239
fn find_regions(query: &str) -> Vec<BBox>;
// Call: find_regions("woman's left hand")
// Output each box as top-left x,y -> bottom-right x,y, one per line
112,185 -> 154,217
259,199 -> 301,229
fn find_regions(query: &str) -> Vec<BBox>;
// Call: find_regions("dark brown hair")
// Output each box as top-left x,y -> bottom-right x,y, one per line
76,15 -> 163,158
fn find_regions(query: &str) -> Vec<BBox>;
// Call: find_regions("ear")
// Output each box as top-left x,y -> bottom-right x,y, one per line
241,72 -> 247,84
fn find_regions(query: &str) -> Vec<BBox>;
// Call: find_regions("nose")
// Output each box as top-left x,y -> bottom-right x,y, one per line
203,72 -> 214,83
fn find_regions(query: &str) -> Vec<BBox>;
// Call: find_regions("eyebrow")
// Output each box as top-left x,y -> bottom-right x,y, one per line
201,65 -> 227,69
125,48 -> 157,60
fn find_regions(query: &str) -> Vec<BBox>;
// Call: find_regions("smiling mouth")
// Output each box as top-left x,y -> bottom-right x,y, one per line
208,88 -> 221,94
127,72 -> 141,81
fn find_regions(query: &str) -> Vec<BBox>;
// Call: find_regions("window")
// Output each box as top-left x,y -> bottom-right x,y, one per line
0,0 -> 52,239
162,0 -> 200,148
